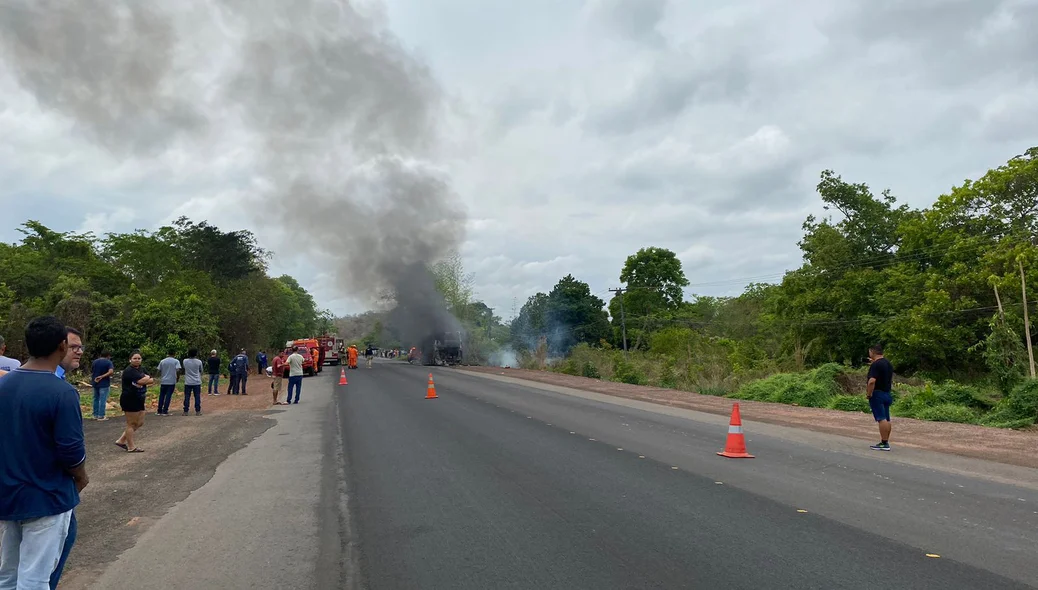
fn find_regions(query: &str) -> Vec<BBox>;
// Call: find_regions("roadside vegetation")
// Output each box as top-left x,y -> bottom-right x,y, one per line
509,147 -> 1038,429
0,217 -> 329,374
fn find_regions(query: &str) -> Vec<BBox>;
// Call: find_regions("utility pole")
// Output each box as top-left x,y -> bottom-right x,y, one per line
486,307 -> 494,339
609,288 -> 628,360
1019,259 -> 1035,378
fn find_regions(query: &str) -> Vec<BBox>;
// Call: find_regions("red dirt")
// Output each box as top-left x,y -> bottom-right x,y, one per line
460,366 -> 1038,470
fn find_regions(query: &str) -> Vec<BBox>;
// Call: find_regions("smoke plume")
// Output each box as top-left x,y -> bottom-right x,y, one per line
0,0 -> 465,343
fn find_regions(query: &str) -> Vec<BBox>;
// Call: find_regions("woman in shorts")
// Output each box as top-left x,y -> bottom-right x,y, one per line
116,350 -> 153,453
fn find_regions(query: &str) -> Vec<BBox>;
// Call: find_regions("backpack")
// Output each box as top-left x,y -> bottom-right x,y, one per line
230,356 -> 243,374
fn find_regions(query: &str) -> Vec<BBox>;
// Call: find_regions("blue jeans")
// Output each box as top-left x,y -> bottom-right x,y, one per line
92,386 -> 110,419
287,375 -> 303,403
0,509 -> 75,590
183,385 -> 202,413
50,511 -> 76,589
207,374 -> 220,394
158,384 -> 176,414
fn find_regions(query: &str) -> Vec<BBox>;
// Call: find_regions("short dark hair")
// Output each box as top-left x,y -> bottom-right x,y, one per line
66,327 -> 83,338
25,316 -> 67,358
869,344 -> 884,355
100,350 -> 112,358
187,348 -> 198,358
167,350 -> 176,356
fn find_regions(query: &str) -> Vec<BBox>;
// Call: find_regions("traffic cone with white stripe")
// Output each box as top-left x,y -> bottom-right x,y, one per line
425,374 -> 438,399
338,368 -> 347,386
717,403 -> 754,458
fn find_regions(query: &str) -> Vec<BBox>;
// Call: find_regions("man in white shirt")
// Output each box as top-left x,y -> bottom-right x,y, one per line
286,347 -> 305,404
156,352 -> 182,416
182,348 -> 204,416
0,335 -> 21,373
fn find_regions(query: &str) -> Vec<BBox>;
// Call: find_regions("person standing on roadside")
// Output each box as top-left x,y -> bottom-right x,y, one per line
0,316 -> 89,590
182,348 -> 204,416
117,350 -> 152,453
256,350 -> 268,376
90,351 -> 115,421
365,344 -> 374,369
231,349 -> 249,395
866,344 -> 894,451
270,350 -> 287,406
156,351 -> 181,416
0,335 -> 20,373
206,350 -> 221,396
54,328 -> 84,382
286,347 -> 305,404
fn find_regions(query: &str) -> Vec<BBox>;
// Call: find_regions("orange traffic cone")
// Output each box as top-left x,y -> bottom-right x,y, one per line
338,368 -> 347,386
425,373 -> 438,399
717,403 -> 754,458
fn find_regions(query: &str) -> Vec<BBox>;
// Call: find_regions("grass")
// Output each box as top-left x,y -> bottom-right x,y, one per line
541,345 -> 1037,429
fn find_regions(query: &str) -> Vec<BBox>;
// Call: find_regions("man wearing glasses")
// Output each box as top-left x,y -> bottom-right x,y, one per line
55,328 -> 84,381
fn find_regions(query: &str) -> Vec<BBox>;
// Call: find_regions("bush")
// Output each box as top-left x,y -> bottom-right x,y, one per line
611,356 -> 645,385
980,379 -> 1038,428
731,363 -> 843,408
552,358 -> 580,376
827,395 -> 871,413
914,404 -> 979,424
657,358 -> 678,389
891,384 -> 936,418
933,381 -> 996,410
581,361 -> 601,379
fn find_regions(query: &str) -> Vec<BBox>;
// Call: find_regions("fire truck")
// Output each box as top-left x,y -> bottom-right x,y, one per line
286,338 -> 322,375
317,335 -> 344,366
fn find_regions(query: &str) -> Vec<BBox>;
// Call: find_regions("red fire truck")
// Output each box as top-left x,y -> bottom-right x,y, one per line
317,335 -> 344,366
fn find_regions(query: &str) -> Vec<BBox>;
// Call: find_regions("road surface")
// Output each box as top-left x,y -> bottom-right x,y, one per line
89,360 -> 1038,589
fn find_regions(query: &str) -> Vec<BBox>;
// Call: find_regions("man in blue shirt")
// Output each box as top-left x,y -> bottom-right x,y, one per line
255,350 -> 268,376
230,349 -> 249,395
0,316 -> 89,590
91,351 -> 115,421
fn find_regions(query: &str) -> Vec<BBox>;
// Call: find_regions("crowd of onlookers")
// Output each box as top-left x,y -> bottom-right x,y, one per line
0,316 -> 313,588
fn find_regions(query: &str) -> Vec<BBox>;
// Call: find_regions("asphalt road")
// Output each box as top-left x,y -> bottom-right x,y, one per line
81,361 -> 1038,589
340,361 -> 1038,590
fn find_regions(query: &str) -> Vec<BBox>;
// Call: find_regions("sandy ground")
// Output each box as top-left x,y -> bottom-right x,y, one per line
458,366 -> 1038,470
55,370 -> 328,589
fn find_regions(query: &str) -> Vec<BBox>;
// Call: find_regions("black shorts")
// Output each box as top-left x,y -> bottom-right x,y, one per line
120,392 -> 146,413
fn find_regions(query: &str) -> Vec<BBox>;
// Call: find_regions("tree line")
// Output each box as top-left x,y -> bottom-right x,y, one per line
510,147 -> 1038,395
0,217 -> 330,370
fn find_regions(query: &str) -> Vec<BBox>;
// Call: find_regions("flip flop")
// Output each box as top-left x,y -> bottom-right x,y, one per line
115,442 -> 128,450
127,447 -> 144,453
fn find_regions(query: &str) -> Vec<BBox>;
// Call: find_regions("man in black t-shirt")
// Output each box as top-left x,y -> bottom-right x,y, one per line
866,344 -> 894,451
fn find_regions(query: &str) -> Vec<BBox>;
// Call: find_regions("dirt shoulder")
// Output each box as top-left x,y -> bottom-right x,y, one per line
459,366 -> 1038,470
57,371 -> 310,589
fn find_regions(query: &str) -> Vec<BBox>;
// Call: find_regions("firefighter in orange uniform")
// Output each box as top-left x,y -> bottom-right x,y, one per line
348,344 -> 359,370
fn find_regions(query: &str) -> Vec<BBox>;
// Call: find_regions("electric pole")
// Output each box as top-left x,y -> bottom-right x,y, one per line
1019,259 -> 1035,378
487,307 -> 494,339
609,288 -> 628,360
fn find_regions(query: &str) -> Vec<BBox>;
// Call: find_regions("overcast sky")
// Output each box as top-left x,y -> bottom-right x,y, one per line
1,0 -> 1036,320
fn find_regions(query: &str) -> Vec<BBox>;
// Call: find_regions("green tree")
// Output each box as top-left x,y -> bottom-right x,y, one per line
545,275 -> 610,354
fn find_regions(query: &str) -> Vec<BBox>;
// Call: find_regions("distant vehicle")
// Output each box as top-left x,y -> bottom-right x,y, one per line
420,331 -> 463,366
